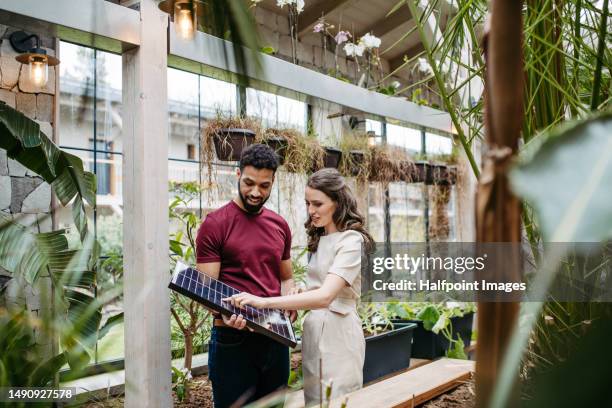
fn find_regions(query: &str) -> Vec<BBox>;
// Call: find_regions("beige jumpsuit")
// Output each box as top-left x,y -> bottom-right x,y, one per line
301,230 -> 366,407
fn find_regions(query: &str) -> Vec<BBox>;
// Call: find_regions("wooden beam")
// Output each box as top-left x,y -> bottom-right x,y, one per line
356,11 -> 412,39
298,0 -> 353,36
122,1 -> 171,407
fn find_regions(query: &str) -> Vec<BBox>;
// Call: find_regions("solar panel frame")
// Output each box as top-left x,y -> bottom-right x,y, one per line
168,261 -> 297,348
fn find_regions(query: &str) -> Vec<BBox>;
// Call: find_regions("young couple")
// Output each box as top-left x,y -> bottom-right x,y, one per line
195,144 -> 374,407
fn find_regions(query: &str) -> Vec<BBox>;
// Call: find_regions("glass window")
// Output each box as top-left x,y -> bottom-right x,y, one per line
59,41 -> 124,366
247,88 -> 307,130
426,132 -> 453,155
387,123 -> 422,153
200,75 -> 236,118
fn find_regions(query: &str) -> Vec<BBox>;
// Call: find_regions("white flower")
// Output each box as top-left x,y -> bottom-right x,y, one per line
334,30 -> 351,44
417,57 -> 434,75
391,80 -> 401,89
277,0 -> 305,13
360,33 -> 381,49
344,42 -> 365,57
313,22 -> 324,33
296,0 -> 304,13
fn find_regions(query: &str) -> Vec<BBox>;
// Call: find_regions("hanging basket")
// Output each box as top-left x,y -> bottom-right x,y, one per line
263,136 -> 288,165
348,150 -> 366,176
321,146 -> 342,169
429,164 -> 457,185
212,128 -> 255,161
411,161 -> 430,183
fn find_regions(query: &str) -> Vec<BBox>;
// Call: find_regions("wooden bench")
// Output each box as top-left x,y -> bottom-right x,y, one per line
282,358 -> 475,408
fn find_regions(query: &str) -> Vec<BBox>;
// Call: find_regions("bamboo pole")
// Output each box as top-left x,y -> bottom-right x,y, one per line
475,1 -> 525,407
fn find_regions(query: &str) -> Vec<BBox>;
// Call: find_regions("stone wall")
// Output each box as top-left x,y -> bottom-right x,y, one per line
0,24 -> 56,358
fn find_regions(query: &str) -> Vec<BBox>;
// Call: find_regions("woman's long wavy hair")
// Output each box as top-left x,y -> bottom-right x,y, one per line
304,168 -> 375,253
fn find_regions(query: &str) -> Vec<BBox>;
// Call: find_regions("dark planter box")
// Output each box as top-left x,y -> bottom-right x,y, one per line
212,128 -> 255,161
429,164 -> 457,185
322,146 -> 342,169
263,136 -> 287,165
363,322 -> 416,384
348,150 -> 365,176
411,161 -> 430,183
391,312 -> 474,359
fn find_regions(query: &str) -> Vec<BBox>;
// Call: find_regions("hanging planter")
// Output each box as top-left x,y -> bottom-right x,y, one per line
262,135 -> 288,165
348,150 -> 365,176
430,164 -> 457,185
368,144 -> 413,184
321,146 -> 342,169
411,161 -> 430,183
212,128 -> 256,161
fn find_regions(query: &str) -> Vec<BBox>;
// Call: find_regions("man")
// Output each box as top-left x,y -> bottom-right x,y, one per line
196,143 -> 295,408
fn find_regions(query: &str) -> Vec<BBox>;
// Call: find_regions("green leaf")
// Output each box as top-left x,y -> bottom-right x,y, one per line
431,313 -> 450,334
260,46 -> 275,55
510,112 -> 612,242
98,312 -> 124,341
0,101 -> 96,232
416,305 -> 440,331
30,353 -> 68,387
445,334 -> 467,360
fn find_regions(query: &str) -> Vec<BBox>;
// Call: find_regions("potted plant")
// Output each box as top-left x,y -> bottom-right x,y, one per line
338,133 -> 371,179
322,146 -> 342,169
429,163 -> 457,185
368,144 -> 414,184
360,303 -> 417,383
411,161 -> 430,183
201,116 -> 260,162
386,302 -> 476,360
259,128 -> 289,164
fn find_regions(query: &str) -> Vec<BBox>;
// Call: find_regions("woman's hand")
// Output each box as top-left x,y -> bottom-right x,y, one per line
223,292 -> 269,309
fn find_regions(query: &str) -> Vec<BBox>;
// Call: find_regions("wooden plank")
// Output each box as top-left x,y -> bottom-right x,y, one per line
122,1 -> 171,407
330,358 -> 474,408
284,358 -> 437,408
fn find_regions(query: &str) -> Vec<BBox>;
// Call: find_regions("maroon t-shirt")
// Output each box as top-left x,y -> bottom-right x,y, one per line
196,201 -> 292,297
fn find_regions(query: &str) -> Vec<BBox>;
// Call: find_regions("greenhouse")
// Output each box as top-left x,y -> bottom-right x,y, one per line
0,0 -> 610,407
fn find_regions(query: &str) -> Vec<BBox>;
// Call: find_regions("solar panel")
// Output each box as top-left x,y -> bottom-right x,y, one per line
168,261 -> 297,348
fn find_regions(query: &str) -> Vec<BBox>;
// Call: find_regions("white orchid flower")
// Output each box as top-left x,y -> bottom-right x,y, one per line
417,57 -> 434,75
360,33 -> 381,49
344,42 -> 365,57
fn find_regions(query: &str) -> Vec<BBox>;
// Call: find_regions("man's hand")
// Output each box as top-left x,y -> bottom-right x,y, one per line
221,313 -> 250,330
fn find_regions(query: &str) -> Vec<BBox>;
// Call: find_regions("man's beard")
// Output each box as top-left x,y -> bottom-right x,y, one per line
238,184 -> 269,213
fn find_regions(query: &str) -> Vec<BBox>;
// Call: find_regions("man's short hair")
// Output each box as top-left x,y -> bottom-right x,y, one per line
239,143 -> 279,173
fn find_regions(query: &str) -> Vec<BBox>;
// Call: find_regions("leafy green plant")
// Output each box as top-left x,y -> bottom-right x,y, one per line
171,366 -> 193,403
385,301 -> 475,359
168,181 -> 212,401
0,101 -> 121,384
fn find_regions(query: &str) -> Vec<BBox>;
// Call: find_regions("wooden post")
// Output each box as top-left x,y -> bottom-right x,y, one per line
475,1 -> 524,407
122,1 -> 171,406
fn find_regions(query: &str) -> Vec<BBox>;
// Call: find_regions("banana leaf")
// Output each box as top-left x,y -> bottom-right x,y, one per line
0,101 -> 95,239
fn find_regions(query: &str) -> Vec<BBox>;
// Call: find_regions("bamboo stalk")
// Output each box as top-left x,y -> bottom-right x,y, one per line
475,0 -> 524,407
590,0 -> 609,110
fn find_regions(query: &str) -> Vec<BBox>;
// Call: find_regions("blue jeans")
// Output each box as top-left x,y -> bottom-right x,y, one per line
208,326 -> 289,408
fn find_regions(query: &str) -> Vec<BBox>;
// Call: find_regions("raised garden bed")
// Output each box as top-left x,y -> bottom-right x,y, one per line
363,322 -> 417,384
391,313 -> 474,360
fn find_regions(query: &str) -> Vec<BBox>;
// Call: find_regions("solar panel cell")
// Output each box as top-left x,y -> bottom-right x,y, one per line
168,261 -> 297,348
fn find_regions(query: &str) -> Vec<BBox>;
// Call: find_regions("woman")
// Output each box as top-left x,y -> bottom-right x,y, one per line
224,168 -> 374,406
